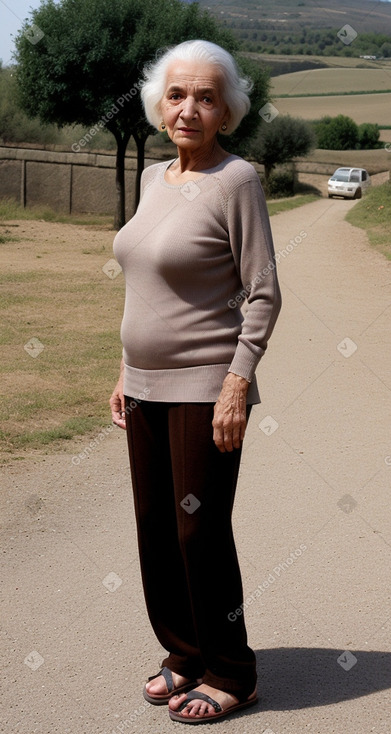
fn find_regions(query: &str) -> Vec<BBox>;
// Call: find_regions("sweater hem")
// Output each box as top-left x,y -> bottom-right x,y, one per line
123,362 -> 260,404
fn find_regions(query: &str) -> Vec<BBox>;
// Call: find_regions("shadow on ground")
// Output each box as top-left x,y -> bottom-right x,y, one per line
227,647 -> 391,723
255,647 -> 391,710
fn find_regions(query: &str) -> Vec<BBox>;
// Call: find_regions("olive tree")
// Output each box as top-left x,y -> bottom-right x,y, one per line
250,113 -> 316,188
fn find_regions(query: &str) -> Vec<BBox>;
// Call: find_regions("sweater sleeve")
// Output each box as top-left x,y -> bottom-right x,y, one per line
226,176 -> 282,382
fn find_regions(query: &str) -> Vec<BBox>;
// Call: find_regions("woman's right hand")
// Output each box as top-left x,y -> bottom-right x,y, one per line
110,362 -> 126,430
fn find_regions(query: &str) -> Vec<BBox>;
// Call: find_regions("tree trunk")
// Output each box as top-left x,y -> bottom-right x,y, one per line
112,128 -> 131,230
133,132 -> 148,212
263,162 -> 273,184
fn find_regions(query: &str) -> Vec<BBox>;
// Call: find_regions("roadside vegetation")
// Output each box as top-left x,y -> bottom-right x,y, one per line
345,182 -> 391,260
0,198 -> 112,226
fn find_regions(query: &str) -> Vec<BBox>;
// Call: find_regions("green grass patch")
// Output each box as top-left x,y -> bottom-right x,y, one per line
268,194 -> 319,216
0,235 -> 20,243
0,197 -> 113,227
345,183 -> 391,259
0,417 -> 105,454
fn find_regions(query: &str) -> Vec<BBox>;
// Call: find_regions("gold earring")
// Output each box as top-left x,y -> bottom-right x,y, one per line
159,121 -> 166,131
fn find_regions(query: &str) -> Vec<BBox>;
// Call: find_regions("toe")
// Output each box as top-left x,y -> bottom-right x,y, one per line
168,692 -> 188,711
145,677 -> 164,695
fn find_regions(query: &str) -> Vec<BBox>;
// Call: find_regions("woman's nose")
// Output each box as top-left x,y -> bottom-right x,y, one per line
180,96 -> 197,120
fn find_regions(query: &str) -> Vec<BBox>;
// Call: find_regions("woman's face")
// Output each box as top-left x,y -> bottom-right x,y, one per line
159,60 -> 229,151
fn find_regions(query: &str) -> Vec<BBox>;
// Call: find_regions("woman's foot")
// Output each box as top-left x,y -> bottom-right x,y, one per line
168,683 -> 257,721
146,671 -> 196,697
143,667 -> 202,705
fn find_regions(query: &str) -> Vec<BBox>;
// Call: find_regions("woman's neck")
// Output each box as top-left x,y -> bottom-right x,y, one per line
174,140 -> 229,174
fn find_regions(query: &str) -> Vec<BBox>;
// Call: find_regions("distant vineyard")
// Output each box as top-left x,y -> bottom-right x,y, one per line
199,0 -> 391,57
223,26 -> 391,58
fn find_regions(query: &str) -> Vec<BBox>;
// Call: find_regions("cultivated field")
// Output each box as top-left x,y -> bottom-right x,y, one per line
273,92 -> 391,126
255,54 -> 391,71
271,67 -> 391,96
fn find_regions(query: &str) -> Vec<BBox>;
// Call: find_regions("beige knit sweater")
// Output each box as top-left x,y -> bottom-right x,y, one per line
113,154 -> 281,403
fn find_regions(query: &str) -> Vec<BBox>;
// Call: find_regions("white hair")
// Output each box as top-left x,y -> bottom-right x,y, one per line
140,39 -> 253,135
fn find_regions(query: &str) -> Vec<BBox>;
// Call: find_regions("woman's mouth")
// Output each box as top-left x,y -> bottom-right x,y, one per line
179,127 -> 200,134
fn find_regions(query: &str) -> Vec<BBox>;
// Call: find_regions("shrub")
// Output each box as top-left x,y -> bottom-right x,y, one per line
314,115 -> 359,150
357,122 -> 381,150
264,169 -> 296,198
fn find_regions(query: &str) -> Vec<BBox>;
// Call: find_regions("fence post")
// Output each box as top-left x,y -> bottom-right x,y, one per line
21,158 -> 27,209
69,162 -> 73,214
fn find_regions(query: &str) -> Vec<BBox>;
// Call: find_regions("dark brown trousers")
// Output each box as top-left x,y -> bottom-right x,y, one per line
125,397 -> 257,699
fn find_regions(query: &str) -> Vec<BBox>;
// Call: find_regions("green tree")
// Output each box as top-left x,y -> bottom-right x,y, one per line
14,0 -> 237,228
358,122 -> 381,150
314,115 -> 359,150
250,114 -> 316,187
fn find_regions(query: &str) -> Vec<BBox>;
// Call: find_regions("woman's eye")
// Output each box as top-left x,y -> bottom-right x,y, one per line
202,96 -> 212,104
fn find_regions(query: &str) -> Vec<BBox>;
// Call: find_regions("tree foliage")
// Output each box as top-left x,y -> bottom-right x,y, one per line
357,122 -> 381,150
313,115 -> 382,150
250,114 -> 316,186
14,0 -> 245,227
313,115 -> 359,150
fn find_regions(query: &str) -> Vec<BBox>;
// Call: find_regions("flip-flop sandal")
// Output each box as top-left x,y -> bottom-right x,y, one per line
143,666 -> 198,705
168,688 -> 258,723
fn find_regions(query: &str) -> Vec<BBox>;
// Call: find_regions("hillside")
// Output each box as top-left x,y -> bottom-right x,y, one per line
200,0 -> 391,34
199,0 -> 391,54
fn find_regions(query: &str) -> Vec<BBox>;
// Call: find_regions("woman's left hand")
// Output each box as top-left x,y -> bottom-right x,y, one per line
213,372 -> 250,453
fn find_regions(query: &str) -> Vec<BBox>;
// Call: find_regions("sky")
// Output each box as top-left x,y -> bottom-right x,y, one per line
1,0 -> 391,66
0,0 -> 55,66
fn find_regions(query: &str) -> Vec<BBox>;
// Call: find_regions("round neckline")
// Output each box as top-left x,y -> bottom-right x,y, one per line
161,154 -> 237,189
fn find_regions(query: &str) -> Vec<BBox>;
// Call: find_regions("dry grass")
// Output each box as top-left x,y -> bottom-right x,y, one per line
0,218 -> 124,461
346,182 -> 391,260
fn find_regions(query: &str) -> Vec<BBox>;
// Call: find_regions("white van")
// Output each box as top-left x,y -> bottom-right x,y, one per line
328,168 -> 371,199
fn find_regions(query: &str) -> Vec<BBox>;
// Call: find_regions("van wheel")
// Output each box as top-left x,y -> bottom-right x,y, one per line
354,188 -> 362,199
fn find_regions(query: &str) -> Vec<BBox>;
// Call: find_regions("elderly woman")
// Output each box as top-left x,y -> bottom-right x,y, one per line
110,39 -> 281,724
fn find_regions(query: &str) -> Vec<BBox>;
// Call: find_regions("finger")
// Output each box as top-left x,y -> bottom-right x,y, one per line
233,413 -> 247,448
111,407 -> 126,430
222,420 -> 234,452
231,421 -> 242,449
213,423 -> 226,453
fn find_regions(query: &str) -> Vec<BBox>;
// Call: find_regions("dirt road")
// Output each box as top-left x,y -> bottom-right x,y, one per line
1,197 -> 391,734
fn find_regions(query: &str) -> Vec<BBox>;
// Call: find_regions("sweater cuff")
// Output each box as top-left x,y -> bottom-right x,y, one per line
228,340 -> 264,382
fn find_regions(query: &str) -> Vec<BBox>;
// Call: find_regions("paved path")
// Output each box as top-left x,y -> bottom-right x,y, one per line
1,198 -> 391,734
